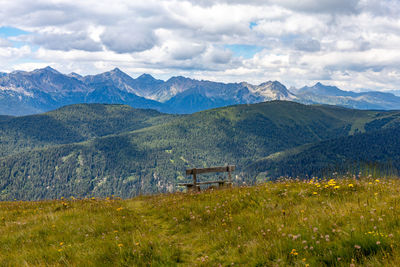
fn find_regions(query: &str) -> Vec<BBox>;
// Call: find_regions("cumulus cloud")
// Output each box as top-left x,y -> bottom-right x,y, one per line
101,27 -> 158,53
294,38 -> 321,52
0,0 -> 399,91
29,31 -> 102,52
184,0 -> 359,13
0,37 -> 12,47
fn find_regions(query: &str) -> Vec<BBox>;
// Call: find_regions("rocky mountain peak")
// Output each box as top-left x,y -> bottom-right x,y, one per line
33,66 -> 60,75
137,73 -> 156,81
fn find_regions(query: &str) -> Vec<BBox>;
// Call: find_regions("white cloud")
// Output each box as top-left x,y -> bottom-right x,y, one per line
0,0 -> 399,91
0,37 -> 12,47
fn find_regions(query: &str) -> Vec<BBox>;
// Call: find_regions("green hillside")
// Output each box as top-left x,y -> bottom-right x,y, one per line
247,123 -> 400,179
1,101 -> 399,200
0,103 -> 176,157
2,178 -> 400,266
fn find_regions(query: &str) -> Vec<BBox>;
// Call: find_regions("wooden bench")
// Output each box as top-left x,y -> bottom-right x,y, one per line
178,165 -> 236,191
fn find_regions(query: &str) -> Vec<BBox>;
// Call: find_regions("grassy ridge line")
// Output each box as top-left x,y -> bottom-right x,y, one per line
1,178 -> 400,266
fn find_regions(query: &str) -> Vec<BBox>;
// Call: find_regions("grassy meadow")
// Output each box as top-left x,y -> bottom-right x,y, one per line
1,178 -> 400,266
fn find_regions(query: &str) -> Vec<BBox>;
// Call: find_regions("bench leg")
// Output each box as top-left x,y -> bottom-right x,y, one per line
187,185 -> 200,192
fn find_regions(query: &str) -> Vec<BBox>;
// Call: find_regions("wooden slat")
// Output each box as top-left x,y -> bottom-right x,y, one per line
186,165 -> 235,175
196,180 -> 227,185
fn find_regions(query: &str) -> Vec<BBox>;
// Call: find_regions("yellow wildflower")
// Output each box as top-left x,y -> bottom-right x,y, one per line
375,179 -> 380,183
118,243 -> 123,247
348,184 -> 354,188
290,248 -> 298,256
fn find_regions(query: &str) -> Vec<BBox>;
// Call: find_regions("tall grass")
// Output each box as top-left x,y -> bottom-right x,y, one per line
1,178 -> 400,266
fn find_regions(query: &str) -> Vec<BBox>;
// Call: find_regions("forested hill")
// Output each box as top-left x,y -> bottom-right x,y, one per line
0,104 -> 177,157
246,123 -> 400,179
0,101 -> 399,200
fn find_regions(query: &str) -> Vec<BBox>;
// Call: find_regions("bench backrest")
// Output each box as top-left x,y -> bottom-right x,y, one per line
186,165 -> 235,185
186,165 -> 235,175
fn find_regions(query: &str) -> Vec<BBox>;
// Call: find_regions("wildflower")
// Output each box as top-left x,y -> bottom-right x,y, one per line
118,243 -> 123,247
116,207 -> 123,211
334,185 -> 340,189
302,258 -> 306,262
58,248 -> 63,252
135,242 -> 139,246
290,249 -> 298,256
375,179 -> 380,183
313,192 -> 318,195
376,241 -> 381,245
354,245 -> 361,249
91,197 -> 95,200
59,242 -> 64,246
348,184 -> 354,188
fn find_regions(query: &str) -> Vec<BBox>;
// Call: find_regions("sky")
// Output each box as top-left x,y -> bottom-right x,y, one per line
0,0 -> 400,92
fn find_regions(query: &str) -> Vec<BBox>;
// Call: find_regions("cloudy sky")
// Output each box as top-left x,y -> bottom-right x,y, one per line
1,0 -> 400,92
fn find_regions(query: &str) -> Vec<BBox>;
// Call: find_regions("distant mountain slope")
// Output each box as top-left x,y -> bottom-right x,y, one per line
297,82 -> 400,110
1,67 -> 399,116
0,67 -> 166,115
1,101 -> 399,200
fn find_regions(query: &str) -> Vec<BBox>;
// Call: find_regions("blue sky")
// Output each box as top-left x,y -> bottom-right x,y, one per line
224,45 -> 263,59
0,0 -> 400,92
0,26 -> 29,37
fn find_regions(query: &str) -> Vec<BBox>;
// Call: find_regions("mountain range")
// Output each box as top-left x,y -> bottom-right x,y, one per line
1,101 -> 399,200
1,67 -> 399,116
